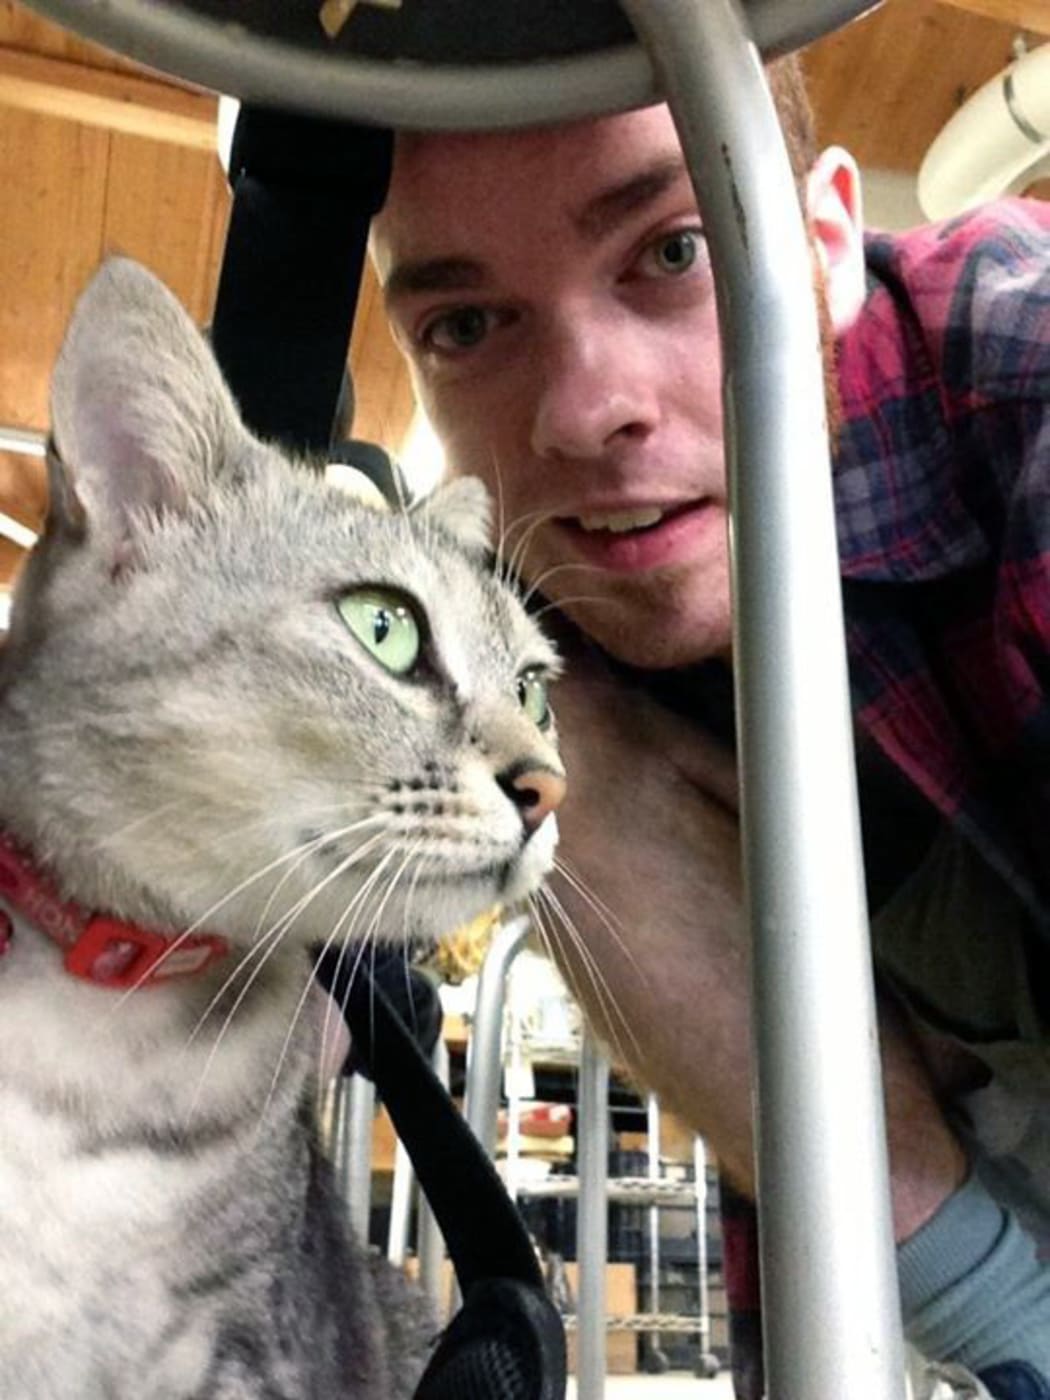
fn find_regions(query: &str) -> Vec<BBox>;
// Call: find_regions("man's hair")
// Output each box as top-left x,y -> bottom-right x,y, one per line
768,54 -> 819,189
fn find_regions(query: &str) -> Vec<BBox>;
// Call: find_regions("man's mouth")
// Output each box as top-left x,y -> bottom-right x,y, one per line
553,499 -> 719,574
575,505 -> 668,534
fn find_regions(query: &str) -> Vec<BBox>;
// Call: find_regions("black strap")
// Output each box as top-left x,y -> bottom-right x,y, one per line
344,969 -> 567,1399
312,943 -> 443,1078
211,106 -> 392,454
343,969 -> 543,1295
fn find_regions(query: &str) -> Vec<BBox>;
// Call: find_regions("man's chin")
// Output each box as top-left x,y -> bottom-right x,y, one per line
560,595 -> 732,671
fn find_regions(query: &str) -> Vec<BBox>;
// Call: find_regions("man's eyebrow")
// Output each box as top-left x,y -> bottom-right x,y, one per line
383,256 -> 486,301
574,157 -> 691,241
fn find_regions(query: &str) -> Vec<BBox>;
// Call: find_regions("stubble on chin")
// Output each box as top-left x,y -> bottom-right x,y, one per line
549,562 -> 733,671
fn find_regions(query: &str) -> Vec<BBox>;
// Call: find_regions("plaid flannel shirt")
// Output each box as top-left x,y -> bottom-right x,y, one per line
835,198 -> 1050,932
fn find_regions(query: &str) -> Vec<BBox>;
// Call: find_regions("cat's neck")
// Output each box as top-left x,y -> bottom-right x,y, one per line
0,830 -> 314,1134
0,885 -> 316,1139
0,833 -> 228,992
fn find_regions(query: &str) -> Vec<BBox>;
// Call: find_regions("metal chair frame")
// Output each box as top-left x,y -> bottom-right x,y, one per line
22,1 -> 910,1392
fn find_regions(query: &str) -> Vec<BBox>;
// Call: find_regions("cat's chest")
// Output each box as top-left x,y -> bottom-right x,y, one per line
0,1088 -> 223,1395
0,911 -> 312,1120
0,917 -> 316,1379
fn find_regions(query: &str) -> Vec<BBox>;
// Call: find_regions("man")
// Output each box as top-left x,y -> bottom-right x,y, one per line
371,55 -> 1050,1395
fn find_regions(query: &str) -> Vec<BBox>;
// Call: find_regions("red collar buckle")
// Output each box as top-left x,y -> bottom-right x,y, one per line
64,918 -> 228,990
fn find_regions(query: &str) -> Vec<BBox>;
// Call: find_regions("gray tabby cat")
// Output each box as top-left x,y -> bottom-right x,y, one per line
0,259 -> 564,1399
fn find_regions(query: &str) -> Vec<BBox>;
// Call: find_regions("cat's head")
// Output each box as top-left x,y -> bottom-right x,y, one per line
0,258 -> 563,953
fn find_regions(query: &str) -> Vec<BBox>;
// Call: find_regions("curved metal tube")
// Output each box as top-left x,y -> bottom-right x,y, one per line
619,0 -> 906,1395
462,915 -> 532,1154
25,0 -> 878,130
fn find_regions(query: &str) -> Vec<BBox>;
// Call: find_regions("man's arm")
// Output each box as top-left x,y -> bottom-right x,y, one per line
545,644 -> 965,1234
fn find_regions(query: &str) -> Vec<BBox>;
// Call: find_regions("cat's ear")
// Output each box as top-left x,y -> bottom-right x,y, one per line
418,476 -> 492,556
49,257 -> 248,563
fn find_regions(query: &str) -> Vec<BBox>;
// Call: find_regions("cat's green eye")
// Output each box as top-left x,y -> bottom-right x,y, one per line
517,668 -> 551,730
338,588 -> 421,676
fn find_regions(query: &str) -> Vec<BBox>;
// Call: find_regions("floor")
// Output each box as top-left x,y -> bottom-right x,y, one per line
567,1373 -> 735,1397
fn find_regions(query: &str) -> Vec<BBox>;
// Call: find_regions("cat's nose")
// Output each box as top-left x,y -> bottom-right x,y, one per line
498,762 -> 566,835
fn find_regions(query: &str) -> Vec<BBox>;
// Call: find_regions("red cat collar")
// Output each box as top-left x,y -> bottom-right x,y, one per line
0,834 -> 228,990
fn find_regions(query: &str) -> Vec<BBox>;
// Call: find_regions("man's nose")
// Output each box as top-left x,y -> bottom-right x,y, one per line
530,318 -> 658,461
498,762 -> 567,835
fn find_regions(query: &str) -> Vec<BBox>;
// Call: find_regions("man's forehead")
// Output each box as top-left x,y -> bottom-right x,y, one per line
374,105 -> 688,272
397,104 -> 678,185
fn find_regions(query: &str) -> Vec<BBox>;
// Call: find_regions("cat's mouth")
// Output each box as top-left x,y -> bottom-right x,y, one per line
383,856 -> 519,890
301,834 -> 526,896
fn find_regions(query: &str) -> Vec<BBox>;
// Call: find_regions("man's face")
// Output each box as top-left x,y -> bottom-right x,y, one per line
374,106 -> 732,669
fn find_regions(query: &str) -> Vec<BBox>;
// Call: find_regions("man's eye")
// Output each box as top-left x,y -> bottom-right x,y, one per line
421,306 -> 493,352
637,228 -> 705,279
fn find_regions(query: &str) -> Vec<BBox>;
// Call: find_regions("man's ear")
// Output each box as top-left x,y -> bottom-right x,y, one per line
806,146 -> 866,333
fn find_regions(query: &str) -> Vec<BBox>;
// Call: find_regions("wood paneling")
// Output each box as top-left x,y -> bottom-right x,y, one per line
0,107 -> 109,431
0,112 -> 228,426
0,45 -> 218,148
102,133 -> 229,323
349,259 -> 416,452
0,9 -> 230,539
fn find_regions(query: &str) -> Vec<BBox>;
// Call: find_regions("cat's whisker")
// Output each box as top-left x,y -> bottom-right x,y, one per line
535,884 -> 620,1011
505,509 -> 558,585
188,825 -> 383,939
399,839 -> 432,947
526,887 -> 638,1067
356,860 -> 418,1080
525,898 -> 563,986
312,932 -> 362,1105
531,885 -> 641,1066
192,842 -> 399,1123
528,889 -> 635,1067
550,857 -> 649,982
362,839 -> 420,949
183,831 -> 389,1054
390,460 -> 412,517
527,892 -> 598,1021
531,594 -> 615,620
94,796 -> 195,849
314,917 -> 379,1102
261,847 -> 406,1131
495,506 -> 552,588
247,819 -> 383,946
113,818 -> 390,1014
521,561 -> 604,608
206,798 -> 376,852
313,842 -> 418,1089
317,838 -> 431,1089
489,446 -> 508,586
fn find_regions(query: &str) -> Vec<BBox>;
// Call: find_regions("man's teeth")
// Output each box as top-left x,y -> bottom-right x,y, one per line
576,507 -> 666,534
